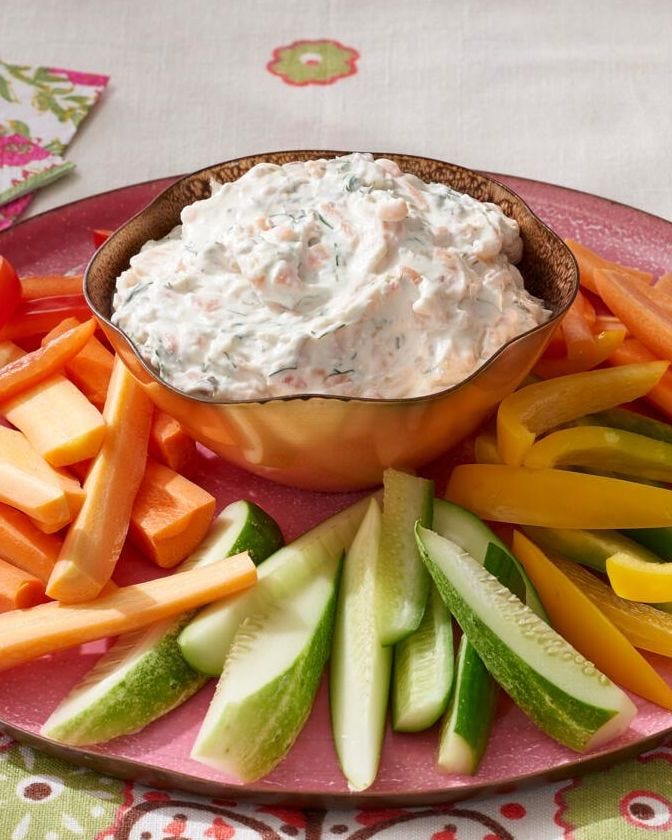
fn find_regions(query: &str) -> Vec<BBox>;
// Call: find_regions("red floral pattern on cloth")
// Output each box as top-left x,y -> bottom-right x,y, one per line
267,39 -> 359,86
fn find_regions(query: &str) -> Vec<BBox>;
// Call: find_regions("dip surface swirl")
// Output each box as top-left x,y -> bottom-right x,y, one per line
111,153 -> 550,400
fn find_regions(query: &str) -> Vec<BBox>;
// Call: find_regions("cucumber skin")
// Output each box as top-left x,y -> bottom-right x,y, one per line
192,561 -> 341,782
416,527 -> 618,752
44,616 -> 207,745
226,502 -> 284,566
179,496 -> 372,676
376,470 -> 434,646
433,499 -> 547,620
392,583 -> 454,732
438,635 -> 497,774
43,501 -> 283,745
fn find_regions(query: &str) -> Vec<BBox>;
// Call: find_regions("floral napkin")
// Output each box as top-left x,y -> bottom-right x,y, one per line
0,61 -> 109,230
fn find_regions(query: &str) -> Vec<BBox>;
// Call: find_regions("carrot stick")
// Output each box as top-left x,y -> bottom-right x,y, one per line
129,460 -> 215,568
594,269 -> 672,361
148,411 -> 197,471
0,551 -> 256,671
2,360 -> 106,467
560,292 -> 597,362
20,275 -> 83,301
0,427 -> 71,531
46,357 -> 154,602
42,316 -> 114,407
0,301 -> 92,342
0,319 -> 96,403
609,338 -> 672,419
656,273 -> 672,297
0,503 -> 62,583
0,340 -> 24,367
565,239 -> 653,294
0,557 -> 46,612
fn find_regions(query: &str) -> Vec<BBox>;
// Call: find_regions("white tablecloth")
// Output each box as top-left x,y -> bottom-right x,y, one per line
5,0 -> 672,222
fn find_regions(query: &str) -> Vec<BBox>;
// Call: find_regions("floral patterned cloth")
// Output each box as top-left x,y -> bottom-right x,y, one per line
0,61 -> 108,228
2,728 -> 672,839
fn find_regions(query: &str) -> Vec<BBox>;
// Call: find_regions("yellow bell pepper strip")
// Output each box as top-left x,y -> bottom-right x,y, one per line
473,433 -> 502,464
521,525 -> 663,574
446,464 -> 672,530
607,552 -> 672,603
512,530 -> 672,710
496,362 -> 668,466
551,554 -> 672,658
523,426 -> 672,482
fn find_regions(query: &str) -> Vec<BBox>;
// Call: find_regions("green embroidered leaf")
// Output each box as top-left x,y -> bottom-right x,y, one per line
8,120 -> 31,138
45,139 -> 66,155
0,74 -> 15,103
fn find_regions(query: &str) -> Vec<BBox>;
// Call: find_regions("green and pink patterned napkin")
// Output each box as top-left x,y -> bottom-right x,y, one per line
0,61 -> 109,230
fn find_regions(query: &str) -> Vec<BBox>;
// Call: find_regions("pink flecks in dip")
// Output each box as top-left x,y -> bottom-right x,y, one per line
267,39 -> 359,86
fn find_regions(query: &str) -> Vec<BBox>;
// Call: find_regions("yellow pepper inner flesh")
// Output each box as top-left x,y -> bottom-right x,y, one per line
607,552 -> 672,603
496,362 -> 668,466
523,425 -> 672,481
552,554 -> 672,657
513,531 -> 672,710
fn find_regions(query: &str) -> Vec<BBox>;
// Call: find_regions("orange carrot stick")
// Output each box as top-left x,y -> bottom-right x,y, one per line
565,239 -> 653,294
593,269 -> 672,362
46,357 -> 154,602
148,411 -> 197,471
656,273 -> 672,297
42,317 -> 114,407
0,503 -> 62,583
609,338 -> 672,419
20,275 -> 83,300
0,319 -> 96,403
0,551 -> 256,671
0,300 -> 92,342
0,557 -> 46,612
0,427 -> 71,531
129,460 -> 215,568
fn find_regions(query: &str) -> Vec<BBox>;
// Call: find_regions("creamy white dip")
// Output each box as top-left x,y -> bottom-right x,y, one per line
112,153 -> 549,400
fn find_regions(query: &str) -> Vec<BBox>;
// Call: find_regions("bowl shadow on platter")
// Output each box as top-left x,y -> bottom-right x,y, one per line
85,150 -> 578,493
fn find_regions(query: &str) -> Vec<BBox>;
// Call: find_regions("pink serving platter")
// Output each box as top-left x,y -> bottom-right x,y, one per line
1,170 -> 671,808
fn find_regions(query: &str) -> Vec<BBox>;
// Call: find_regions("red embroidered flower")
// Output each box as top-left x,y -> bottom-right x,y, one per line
267,39 -> 359,86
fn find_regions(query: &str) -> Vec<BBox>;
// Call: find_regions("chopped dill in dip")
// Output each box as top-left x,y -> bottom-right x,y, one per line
111,153 -> 550,400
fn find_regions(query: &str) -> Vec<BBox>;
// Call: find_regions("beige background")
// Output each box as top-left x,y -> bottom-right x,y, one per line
4,0 -> 672,221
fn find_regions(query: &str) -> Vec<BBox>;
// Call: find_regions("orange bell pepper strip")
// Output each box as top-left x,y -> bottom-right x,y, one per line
46,357 -> 153,603
607,552 -> 672,603
564,239 -> 653,294
551,554 -> 672,657
608,337 -> 672,420
593,269 -> 672,361
523,425 -> 672,482
513,531 -> 672,710
0,319 -> 96,403
496,361 -> 668,466
446,464 -> 672,529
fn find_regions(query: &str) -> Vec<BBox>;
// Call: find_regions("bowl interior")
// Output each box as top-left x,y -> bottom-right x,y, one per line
85,150 -> 578,397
